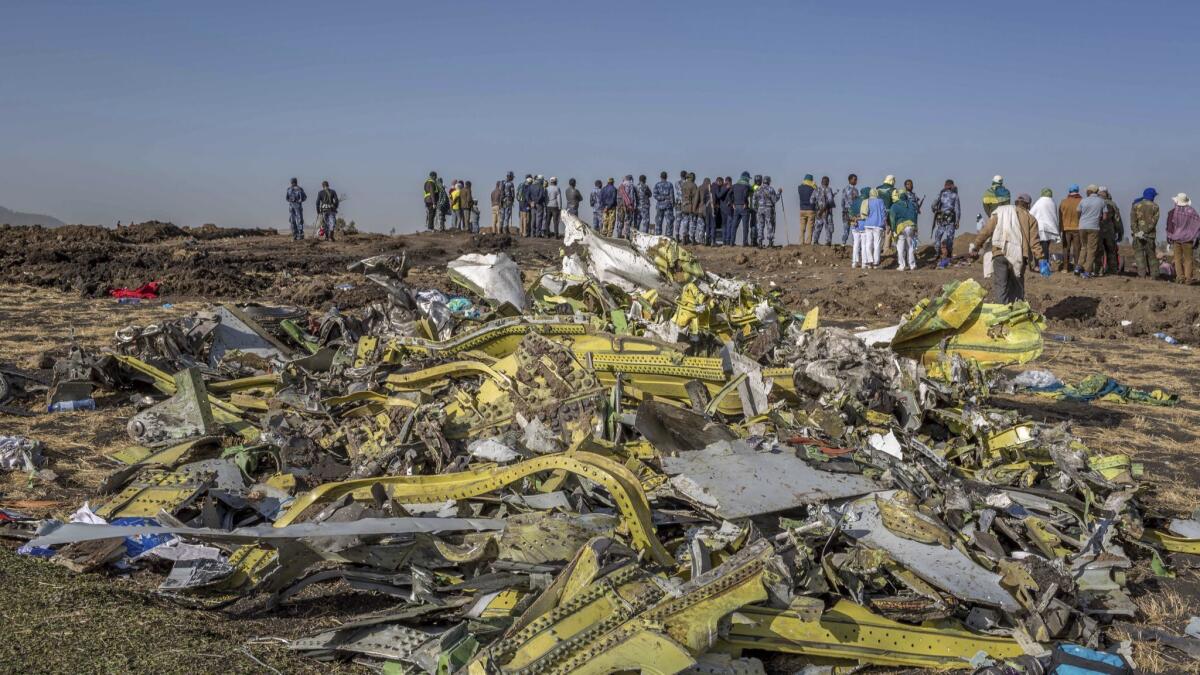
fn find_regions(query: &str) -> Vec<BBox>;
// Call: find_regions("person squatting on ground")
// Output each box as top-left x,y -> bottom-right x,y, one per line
890,189 -> 918,270
653,172 -> 674,237
970,193 -> 1050,303
931,180 -> 961,268
286,178 -> 306,240
839,174 -> 859,249
1166,192 -> 1200,284
811,176 -> 837,246
316,180 -> 339,241
1129,188 -> 1160,279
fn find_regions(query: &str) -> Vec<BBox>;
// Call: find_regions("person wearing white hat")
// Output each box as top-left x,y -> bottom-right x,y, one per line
1166,193 -> 1199,283
876,175 -> 897,253
982,176 -> 1011,217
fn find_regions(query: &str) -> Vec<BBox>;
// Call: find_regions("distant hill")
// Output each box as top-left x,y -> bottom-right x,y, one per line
0,205 -> 66,227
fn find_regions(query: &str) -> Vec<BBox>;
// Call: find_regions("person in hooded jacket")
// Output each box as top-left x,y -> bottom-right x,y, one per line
1028,188 -> 1060,267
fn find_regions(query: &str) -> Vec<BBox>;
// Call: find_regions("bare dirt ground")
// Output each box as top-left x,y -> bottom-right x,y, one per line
1,226 -> 1198,673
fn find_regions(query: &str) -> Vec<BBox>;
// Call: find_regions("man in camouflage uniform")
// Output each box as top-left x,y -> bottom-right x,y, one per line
589,180 -> 603,229
500,172 -> 515,234
287,177 -> 307,240
839,174 -> 859,249
1097,187 -> 1123,275
811,176 -> 837,246
636,175 -> 652,233
755,176 -> 779,247
931,180 -> 962,268
654,172 -> 675,237
615,175 -> 638,238
1130,188 -> 1159,279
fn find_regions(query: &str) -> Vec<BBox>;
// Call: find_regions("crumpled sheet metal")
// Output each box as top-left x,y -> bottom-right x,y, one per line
890,279 -> 1045,373
662,440 -> 881,519
837,491 -> 1020,612
447,252 -> 528,310
562,211 -> 677,297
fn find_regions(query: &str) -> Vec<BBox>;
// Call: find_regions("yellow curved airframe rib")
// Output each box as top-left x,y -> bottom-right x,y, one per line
274,451 -> 673,566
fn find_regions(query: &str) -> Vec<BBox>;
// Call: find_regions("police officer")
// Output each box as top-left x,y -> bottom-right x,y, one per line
755,176 -> 779,247
750,175 -> 763,246
287,177 -> 307,240
728,172 -> 754,246
316,180 -> 339,241
636,175 -> 652,233
501,172 -> 515,234
422,172 -> 437,232
653,171 -> 675,237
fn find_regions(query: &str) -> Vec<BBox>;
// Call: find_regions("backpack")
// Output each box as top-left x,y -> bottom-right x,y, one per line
619,183 -> 635,210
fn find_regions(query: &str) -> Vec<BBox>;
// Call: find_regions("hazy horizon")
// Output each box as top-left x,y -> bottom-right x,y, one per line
4,1 -> 1199,233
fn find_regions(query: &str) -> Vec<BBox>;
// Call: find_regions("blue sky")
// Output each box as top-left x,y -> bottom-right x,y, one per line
3,1 -> 1198,233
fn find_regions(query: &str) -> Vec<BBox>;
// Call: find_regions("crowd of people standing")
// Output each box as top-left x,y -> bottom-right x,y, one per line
417,170 -> 1200,287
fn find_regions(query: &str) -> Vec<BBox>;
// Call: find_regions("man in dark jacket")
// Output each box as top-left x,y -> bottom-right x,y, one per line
317,181 -> 339,241
525,177 -> 546,238
422,172 -> 437,232
565,178 -> 583,217
599,178 -> 618,236
287,177 -> 307,240
729,172 -> 754,247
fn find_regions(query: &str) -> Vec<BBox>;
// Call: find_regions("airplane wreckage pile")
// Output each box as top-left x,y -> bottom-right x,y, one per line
10,213 -> 1198,673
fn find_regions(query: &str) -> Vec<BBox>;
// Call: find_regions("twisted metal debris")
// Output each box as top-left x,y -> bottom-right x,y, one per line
11,212 -> 1196,673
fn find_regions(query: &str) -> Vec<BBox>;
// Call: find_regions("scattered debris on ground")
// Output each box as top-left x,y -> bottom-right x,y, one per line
2,213 -> 1197,673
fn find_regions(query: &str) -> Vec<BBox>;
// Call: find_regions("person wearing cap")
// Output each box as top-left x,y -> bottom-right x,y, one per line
876,175 -> 897,252
1058,184 -> 1083,272
599,178 -> 618,237
969,193 -> 1049,303
287,177 -> 307,240
797,174 -> 817,245
544,177 -> 562,238
1129,188 -> 1160,279
1029,188 -> 1060,268
1097,187 -> 1123,275
839,174 -> 860,251
500,172 -> 516,234
565,178 -> 583,219
1076,185 -> 1105,278
636,175 -> 652,233
889,190 -> 918,270
1166,193 -> 1200,284
982,175 -> 1011,217
653,172 -> 675,238
748,175 -> 763,245
809,176 -> 836,246
754,175 -> 780,247
931,179 -> 962,268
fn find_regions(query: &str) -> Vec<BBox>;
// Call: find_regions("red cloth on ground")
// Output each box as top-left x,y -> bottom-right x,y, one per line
109,281 -> 160,299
